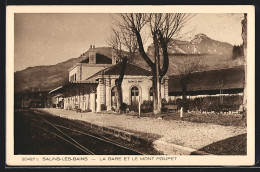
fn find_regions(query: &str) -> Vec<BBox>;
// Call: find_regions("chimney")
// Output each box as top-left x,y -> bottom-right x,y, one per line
89,45 -> 92,49
111,48 -> 117,65
89,45 -> 96,64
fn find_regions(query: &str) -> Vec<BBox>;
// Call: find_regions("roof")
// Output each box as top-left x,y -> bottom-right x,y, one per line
49,86 -> 63,94
70,80 -> 98,84
168,66 -> 244,93
49,81 -> 98,95
80,53 -> 112,64
86,61 -> 152,81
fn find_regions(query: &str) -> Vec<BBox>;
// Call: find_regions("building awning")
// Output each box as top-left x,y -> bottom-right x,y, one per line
52,93 -> 63,98
49,81 -> 98,95
70,80 -> 98,84
49,86 -> 64,94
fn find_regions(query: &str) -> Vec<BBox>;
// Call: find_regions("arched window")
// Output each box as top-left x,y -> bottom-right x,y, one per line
149,87 -> 153,101
131,86 -> 139,106
111,87 -> 117,108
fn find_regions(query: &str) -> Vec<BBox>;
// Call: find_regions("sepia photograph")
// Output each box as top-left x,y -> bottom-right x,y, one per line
6,5 -> 255,166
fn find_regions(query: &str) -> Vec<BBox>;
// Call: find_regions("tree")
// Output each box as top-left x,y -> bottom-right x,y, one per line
232,44 -> 243,59
174,55 -> 205,112
108,28 -> 124,60
108,23 -> 138,112
115,56 -> 127,113
241,13 -> 247,125
117,13 -> 192,114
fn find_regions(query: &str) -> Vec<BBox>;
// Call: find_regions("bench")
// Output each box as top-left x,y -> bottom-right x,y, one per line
165,105 -> 178,112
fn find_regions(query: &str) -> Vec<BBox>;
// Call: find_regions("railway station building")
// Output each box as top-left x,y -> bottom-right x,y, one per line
49,45 -> 244,113
49,45 -> 169,112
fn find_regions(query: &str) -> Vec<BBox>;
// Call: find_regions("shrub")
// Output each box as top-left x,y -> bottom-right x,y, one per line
111,106 -> 115,111
127,105 -> 139,112
161,98 -> 167,107
174,95 -> 242,112
84,108 -> 92,112
120,102 -> 128,112
177,99 -> 190,112
141,100 -> 153,113
161,106 -> 167,113
208,103 -> 241,113
101,104 -> 107,111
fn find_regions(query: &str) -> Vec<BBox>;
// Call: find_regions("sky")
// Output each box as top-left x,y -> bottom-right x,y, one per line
14,13 -> 244,72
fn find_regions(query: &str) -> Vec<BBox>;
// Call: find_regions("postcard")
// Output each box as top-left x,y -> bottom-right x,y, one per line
6,5 -> 255,166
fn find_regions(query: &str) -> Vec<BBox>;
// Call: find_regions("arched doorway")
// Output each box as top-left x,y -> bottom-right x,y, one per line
131,86 -> 139,106
111,87 -> 117,108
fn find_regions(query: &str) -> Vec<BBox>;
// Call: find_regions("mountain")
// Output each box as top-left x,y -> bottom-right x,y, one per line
14,34 -> 244,93
15,58 -> 77,93
147,33 -> 233,56
147,33 -> 243,74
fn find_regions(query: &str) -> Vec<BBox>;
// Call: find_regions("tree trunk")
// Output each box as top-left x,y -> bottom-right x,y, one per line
242,13 -> 247,125
153,34 -> 161,114
152,74 -> 158,114
181,82 -> 188,112
156,72 -> 162,114
115,83 -> 122,112
115,57 -> 128,113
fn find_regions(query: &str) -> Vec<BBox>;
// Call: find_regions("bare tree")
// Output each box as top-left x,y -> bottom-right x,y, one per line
174,55 -> 205,112
108,28 -> 124,60
107,23 -> 138,112
116,13 -> 192,114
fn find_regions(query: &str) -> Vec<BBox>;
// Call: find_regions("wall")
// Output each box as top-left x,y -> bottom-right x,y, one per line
69,64 -> 112,82
63,84 -> 97,112
81,65 -> 107,80
69,66 -> 80,82
96,75 -> 169,112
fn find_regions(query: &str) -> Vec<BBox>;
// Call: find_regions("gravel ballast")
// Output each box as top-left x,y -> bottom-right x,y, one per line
37,108 -> 247,150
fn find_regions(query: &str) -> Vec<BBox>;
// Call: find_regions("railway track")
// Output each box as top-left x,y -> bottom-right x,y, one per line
29,110 -> 144,155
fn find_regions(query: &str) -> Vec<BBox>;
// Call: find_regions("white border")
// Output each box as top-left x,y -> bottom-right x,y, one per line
6,5 -> 255,166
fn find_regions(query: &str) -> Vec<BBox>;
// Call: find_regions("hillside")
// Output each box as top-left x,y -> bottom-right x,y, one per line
14,47 -> 123,93
14,34 -> 244,93
15,58 -> 79,93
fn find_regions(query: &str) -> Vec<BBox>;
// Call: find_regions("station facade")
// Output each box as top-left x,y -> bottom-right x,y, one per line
50,45 -> 169,112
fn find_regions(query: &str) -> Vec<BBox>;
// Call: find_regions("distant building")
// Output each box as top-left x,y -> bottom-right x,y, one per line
168,66 -> 244,100
14,91 -> 51,108
49,45 -> 169,112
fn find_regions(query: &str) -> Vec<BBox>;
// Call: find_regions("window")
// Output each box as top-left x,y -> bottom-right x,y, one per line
131,86 -> 139,106
111,87 -> 117,107
149,87 -> 153,101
